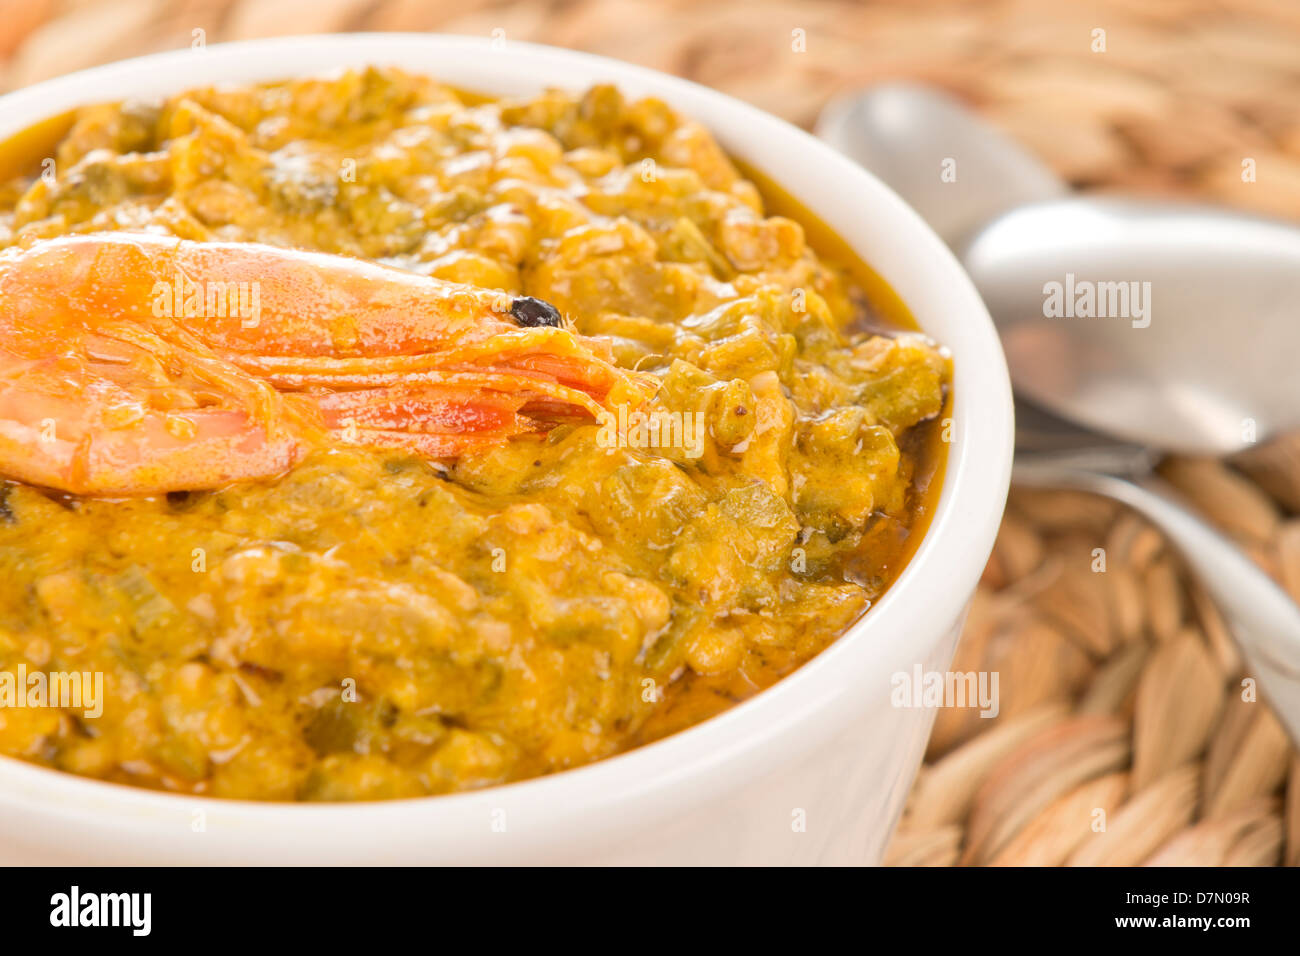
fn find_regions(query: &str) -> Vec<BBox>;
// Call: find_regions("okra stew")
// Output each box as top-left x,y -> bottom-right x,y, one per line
0,68 -> 950,800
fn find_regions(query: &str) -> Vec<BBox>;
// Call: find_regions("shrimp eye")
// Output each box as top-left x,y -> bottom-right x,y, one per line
509,296 -> 563,328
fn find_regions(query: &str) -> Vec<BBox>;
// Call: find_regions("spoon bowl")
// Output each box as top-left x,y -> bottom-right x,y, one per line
962,197 -> 1300,454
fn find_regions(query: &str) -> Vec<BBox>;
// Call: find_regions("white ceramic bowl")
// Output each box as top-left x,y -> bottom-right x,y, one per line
0,34 -> 1013,865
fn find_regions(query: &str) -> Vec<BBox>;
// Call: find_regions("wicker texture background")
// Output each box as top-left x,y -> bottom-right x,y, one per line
1,0 -> 1297,865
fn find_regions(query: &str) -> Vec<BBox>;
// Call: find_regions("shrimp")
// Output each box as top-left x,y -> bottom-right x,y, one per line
0,232 -> 653,495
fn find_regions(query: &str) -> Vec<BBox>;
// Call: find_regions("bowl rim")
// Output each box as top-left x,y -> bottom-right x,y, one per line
0,33 -> 1014,852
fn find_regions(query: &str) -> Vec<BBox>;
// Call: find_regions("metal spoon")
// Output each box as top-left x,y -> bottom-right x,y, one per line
818,84 -> 1300,740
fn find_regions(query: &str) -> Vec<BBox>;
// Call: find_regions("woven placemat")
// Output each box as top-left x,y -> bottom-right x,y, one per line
3,0 -> 1298,865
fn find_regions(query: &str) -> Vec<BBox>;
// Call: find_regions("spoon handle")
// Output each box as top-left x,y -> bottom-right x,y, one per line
1013,461 -> 1300,746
